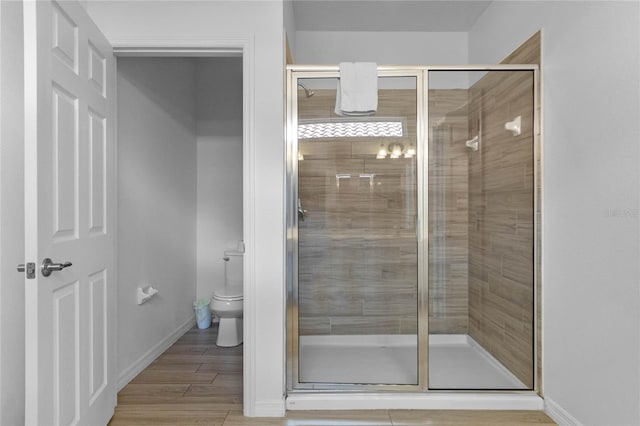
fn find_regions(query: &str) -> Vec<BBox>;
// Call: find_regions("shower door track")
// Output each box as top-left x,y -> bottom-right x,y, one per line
285,64 -> 541,398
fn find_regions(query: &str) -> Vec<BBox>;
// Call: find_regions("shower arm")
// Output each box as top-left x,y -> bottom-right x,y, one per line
297,82 -> 315,98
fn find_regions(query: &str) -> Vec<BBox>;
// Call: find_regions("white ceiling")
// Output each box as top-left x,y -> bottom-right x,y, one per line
293,0 -> 493,32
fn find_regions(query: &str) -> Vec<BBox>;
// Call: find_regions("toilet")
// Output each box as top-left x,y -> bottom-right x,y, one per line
209,248 -> 244,347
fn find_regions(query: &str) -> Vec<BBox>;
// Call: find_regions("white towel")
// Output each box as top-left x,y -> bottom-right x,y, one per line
335,62 -> 378,116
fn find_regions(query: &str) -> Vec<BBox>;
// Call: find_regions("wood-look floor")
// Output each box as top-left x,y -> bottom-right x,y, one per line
109,324 -> 556,425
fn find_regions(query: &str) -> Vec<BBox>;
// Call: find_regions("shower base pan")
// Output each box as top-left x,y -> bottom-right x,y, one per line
291,334 -> 540,410
298,334 -> 527,389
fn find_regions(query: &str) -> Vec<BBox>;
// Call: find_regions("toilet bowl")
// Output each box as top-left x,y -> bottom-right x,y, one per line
210,249 -> 243,347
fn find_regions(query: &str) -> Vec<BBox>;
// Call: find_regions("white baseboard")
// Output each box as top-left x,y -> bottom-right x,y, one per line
117,315 -> 195,391
249,398 -> 286,417
544,397 -> 582,425
286,392 -> 544,411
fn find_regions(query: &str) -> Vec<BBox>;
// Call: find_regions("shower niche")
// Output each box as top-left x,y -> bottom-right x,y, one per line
286,66 -> 539,395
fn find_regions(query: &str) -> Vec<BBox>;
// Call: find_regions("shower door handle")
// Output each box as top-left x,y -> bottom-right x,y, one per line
297,199 -> 307,222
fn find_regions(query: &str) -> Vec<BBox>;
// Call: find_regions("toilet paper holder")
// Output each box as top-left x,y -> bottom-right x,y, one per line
137,285 -> 159,305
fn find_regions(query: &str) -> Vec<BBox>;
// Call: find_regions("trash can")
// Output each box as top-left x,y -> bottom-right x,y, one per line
193,298 -> 211,329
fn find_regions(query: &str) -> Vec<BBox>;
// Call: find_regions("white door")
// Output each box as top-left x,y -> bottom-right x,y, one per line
23,1 -> 116,424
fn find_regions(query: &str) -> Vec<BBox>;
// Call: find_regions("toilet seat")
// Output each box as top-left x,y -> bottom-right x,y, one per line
212,284 -> 242,301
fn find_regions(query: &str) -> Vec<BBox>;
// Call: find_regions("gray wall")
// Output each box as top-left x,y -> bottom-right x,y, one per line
196,58 -> 243,300
0,2 -> 25,425
294,31 -> 469,88
284,0 -> 296,57
470,2 -> 640,424
116,57 -> 198,381
295,31 -> 467,65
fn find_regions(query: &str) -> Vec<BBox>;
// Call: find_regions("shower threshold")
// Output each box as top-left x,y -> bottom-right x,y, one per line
298,334 -> 527,389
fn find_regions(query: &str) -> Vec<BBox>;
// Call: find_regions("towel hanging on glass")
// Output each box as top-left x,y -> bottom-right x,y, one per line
335,62 -> 378,116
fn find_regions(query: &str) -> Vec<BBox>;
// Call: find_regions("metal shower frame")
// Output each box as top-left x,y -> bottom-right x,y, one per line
285,64 -> 541,395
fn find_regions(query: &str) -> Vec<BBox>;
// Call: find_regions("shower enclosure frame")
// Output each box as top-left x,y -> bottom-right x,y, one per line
285,64 -> 541,397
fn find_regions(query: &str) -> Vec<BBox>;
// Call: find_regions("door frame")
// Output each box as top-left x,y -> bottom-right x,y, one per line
111,38 -> 257,415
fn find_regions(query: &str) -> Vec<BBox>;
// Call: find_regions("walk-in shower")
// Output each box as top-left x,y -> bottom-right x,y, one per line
285,65 -> 540,407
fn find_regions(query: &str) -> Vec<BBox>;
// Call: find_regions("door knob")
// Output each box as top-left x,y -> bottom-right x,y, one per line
17,264 -> 25,272
41,258 -> 72,277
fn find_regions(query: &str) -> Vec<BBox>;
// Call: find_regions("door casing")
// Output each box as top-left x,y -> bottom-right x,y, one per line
111,40 -> 257,415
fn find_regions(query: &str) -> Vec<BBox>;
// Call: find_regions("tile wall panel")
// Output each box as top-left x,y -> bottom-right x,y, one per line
467,69 -> 536,388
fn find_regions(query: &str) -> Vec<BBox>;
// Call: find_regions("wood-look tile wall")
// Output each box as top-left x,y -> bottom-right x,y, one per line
297,89 -> 420,335
296,88 -> 474,336
466,54 -> 538,387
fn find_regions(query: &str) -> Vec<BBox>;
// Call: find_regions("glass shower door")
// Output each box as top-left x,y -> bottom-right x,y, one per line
293,76 -> 420,386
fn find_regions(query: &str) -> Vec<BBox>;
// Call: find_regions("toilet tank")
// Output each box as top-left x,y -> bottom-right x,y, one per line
224,250 -> 244,287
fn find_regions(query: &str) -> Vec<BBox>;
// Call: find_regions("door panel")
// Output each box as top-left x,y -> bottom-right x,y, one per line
88,269 -> 108,401
88,109 -> 106,235
24,1 -> 115,424
51,2 -> 78,73
53,281 -> 80,425
52,84 -> 79,240
88,43 -> 107,96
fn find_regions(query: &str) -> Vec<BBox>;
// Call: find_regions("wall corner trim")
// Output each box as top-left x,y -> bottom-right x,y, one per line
117,315 -> 195,391
544,397 -> 582,426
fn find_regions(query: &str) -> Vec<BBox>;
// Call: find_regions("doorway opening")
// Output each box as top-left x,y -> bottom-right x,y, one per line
113,54 -> 246,413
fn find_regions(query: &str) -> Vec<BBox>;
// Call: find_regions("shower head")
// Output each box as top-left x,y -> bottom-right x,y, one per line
297,82 -> 315,98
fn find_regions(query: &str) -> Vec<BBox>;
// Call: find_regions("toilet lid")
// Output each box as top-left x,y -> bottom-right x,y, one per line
213,284 -> 243,301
